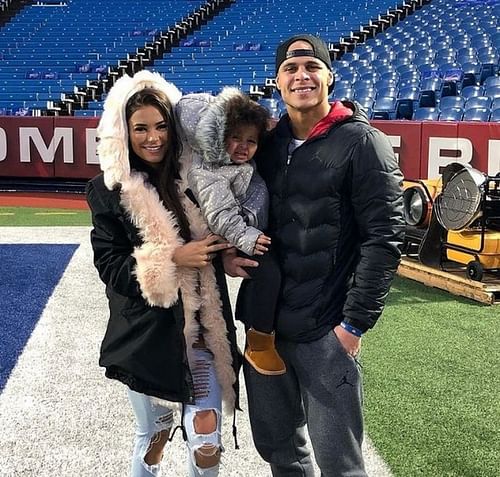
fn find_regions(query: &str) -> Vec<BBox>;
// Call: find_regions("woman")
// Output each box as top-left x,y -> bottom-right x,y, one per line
86,70 -> 240,477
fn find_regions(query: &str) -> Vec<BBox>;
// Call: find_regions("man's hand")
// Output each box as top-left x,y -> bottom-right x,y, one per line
222,247 -> 258,278
333,325 -> 361,358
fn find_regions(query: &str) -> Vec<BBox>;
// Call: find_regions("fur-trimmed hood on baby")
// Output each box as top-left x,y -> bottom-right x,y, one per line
177,86 -> 245,167
95,71 -> 237,414
96,70 -> 182,190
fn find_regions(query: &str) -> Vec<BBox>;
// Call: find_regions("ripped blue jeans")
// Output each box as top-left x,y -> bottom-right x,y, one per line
127,348 -> 222,477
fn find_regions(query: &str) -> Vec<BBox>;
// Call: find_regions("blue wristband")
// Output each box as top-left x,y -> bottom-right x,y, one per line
340,321 -> 363,337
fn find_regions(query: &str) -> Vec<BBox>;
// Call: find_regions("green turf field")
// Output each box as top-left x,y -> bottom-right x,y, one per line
0,207 -> 91,226
363,276 -> 500,477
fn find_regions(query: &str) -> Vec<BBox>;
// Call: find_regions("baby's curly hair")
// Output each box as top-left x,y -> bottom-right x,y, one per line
224,94 -> 270,143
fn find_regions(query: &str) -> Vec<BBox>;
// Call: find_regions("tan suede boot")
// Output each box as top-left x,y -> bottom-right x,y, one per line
244,328 -> 286,375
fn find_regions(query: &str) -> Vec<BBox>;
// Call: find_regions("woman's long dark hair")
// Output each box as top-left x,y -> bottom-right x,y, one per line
126,88 -> 191,241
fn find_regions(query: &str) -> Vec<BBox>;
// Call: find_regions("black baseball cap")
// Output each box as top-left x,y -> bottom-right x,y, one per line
275,34 -> 332,75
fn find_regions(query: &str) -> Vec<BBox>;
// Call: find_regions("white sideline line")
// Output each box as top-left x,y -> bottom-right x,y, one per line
0,226 -> 392,477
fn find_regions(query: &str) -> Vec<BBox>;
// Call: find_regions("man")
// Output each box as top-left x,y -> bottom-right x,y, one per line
225,34 -> 405,476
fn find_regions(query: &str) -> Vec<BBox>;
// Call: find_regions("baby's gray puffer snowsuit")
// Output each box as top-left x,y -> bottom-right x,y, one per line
176,87 -> 268,256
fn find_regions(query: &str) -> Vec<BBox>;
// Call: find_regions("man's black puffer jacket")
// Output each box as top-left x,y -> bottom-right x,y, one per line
252,102 -> 405,343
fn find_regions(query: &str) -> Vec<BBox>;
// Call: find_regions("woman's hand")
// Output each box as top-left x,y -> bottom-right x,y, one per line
172,234 -> 231,268
253,234 -> 271,256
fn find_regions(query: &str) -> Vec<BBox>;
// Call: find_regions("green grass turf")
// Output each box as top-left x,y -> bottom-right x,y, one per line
0,207 -> 91,226
363,276 -> 500,477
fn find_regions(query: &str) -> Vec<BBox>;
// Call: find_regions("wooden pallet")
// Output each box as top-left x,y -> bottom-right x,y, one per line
397,257 -> 500,305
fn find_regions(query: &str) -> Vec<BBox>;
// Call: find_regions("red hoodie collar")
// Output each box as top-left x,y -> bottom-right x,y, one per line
307,101 -> 354,139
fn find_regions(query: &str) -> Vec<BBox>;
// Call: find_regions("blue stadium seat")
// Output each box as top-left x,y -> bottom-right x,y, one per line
419,90 -> 438,108
440,96 -> 465,110
492,97 -> 500,111
399,77 -> 421,89
353,87 -> 376,99
462,107 -> 490,121
372,97 -> 397,120
359,71 -> 379,82
413,107 -> 439,121
359,51 -> 378,62
461,85 -> 484,98
342,52 -> 359,62
332,88 -> 353,101
336,80 -> 354,90
396,64 -> 417,75
380,70 -> 400,82
484,76 -> 500,88
465,96 -> 492,110
439,107 -> 464,121
489,108 -> 500,122
337,68 -> 359,83
398,86 -> 419,100
420,77 -> 442,91
356,96 -> 374,111
399,70 -> 421,82
375,78 -> 397,90
396,99 -> 415,119
485,85 -> 500,98
377,86 -> 398,98
480,64 -> 498,84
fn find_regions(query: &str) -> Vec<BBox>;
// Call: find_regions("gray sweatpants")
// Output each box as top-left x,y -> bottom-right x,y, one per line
243,329 -> 367,477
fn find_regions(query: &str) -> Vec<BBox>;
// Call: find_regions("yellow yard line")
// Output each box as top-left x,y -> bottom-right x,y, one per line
0,212 -> 15,215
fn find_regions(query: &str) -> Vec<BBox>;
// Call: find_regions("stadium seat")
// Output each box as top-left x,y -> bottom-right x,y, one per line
484,76 -> 500,88
377,86 -> 398,98
485,85 -> 500,98
439,107 -> 464,121
492,97 -> 500,111
396,98 -> 415,119
372,97 -> 397,119
440,96 -> 465,110
420,77 -> 442,92
419,90 -> 437,108
465,96 -> 492,110
375,78 -> 397,90
489,108 -> 500,121
462,107 -> 490,121
336,80 -> 354,90
441,68 -> 463,97
461,85 -> 484,98
356,96 -> 374,111
332,88 -> 353,101
413,107 -> 439,121
398,86 -> 419,100
480,64 -> 498,84
380,71 -> 400,82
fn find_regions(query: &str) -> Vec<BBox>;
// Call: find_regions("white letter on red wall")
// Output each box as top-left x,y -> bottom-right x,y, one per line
488,139 -> 500,175
19,127 -> 74,163
386,135 -> 401,162
0,128 -> 6,162
86,128 -> 99,165
428,137 -> 473,178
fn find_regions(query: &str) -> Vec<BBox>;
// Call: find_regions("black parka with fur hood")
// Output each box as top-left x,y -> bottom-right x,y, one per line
86,71 -> 240,413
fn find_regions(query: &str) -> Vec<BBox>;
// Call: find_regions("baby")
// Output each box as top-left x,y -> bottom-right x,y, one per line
177,87 -> 285,376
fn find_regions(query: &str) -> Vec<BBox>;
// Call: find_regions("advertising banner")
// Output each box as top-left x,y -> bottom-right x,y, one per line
1,118 -> 498,180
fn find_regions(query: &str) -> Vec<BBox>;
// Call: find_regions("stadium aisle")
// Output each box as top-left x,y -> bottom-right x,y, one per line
0,227 -> 392,477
